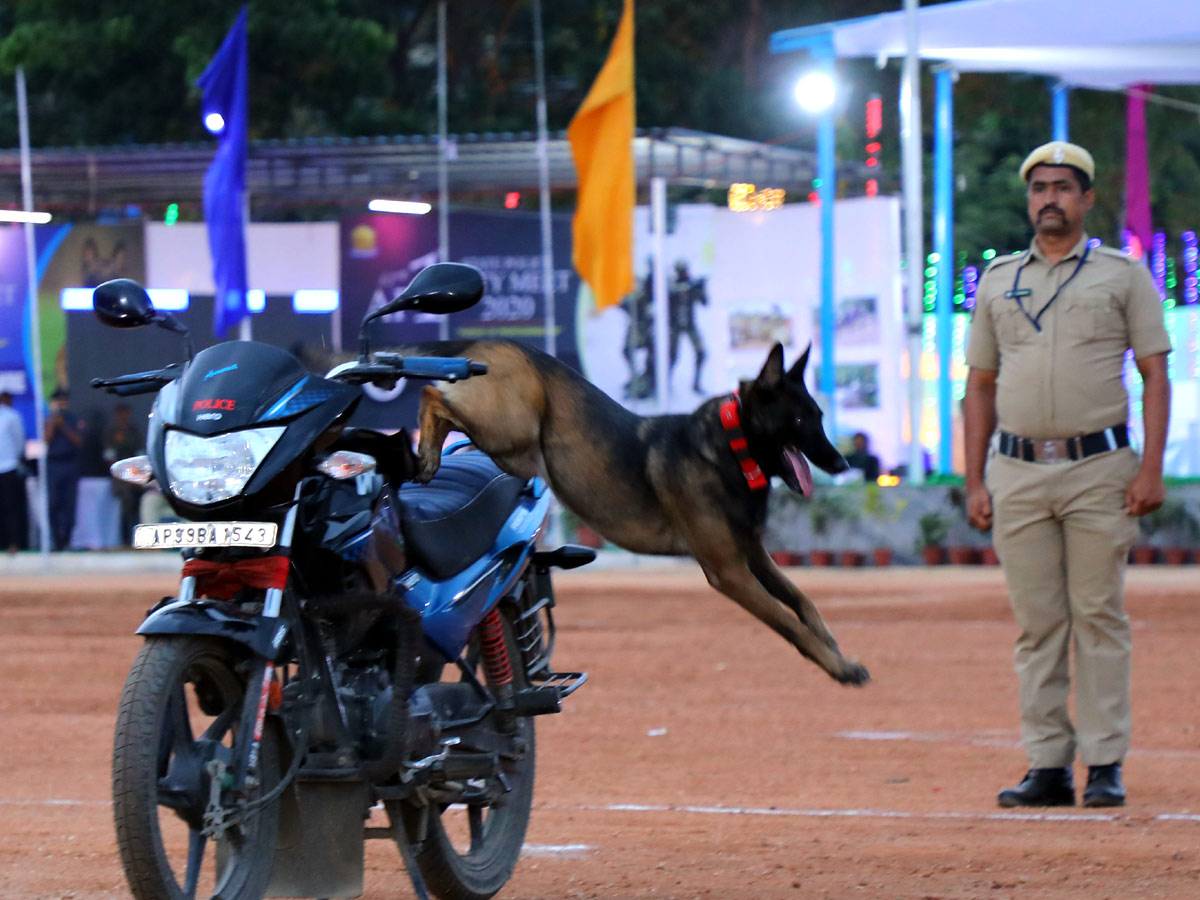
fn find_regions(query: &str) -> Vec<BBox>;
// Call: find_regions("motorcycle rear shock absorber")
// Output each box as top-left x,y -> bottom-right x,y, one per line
479,608 -> 514,688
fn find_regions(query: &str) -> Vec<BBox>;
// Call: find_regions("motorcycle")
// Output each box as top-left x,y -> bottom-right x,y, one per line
90,263 -> 592,900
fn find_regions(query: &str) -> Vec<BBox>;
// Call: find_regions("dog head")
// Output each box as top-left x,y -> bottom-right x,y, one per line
738,342 -> 848,497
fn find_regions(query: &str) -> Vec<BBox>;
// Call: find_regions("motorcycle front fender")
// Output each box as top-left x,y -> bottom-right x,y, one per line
137,600 -> 289,661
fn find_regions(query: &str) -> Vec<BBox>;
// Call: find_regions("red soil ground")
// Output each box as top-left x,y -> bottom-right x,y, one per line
1,565 -> 1198,900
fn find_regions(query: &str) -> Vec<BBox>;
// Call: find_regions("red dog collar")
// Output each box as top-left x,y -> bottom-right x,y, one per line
719,394 -> 768,491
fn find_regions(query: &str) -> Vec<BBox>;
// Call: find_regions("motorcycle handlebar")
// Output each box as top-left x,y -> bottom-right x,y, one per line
90,364 -> 183,394
331,355 -> 487,385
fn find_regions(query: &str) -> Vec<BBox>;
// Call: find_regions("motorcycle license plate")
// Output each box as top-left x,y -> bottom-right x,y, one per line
132,522 -> 279,550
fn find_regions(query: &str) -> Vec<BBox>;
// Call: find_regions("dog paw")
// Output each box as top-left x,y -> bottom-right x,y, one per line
835,660 -> 871,687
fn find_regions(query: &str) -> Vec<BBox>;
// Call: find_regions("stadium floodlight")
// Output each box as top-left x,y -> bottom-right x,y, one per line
793,71 -> 836,113
368,199 -> 433,215
0,210 -> 52,224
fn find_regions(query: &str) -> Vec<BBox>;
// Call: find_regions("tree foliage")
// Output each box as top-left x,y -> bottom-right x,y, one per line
1,0 -> 1198,259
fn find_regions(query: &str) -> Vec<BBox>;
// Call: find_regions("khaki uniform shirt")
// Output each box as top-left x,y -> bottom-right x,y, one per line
965,233 -> 1171,439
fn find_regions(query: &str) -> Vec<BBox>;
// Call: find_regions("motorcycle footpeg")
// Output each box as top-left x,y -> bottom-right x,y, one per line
532,545 -> 596,570
510,685 -> 562,717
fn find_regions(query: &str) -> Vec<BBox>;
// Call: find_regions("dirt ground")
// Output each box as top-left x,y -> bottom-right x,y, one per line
2,564 -> 1199,900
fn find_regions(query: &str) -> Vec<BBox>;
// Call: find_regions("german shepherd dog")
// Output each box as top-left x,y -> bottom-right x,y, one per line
411,339 -> 870,687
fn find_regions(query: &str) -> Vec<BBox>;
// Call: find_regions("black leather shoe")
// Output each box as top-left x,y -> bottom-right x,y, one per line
1083,763 -> 1125,808
997,768 -> 1075,808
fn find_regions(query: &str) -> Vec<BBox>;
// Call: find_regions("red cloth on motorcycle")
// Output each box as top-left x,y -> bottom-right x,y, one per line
719,394 -> 768,491
182,556 -> 291,600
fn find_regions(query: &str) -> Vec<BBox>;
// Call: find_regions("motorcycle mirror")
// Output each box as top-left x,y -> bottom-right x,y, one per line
358,263 -> 484,357
93,279 -> 157,329
92,278 -> 195,360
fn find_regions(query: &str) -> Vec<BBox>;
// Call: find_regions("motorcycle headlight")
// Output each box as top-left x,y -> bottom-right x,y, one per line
164,427 -> 286,505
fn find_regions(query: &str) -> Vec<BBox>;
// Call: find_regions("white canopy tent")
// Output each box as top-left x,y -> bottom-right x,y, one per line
772,0 -> 1200,476
799,0 -> 1200,89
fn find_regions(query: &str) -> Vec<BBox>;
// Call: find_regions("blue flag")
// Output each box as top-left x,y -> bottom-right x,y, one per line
197,6 -> 249,338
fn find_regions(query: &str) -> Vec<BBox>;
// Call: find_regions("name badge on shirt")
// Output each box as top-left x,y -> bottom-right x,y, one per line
1005,289 -> 1032,299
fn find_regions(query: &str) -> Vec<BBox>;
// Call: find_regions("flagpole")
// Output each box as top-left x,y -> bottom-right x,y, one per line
436,0 -> 450,342
901,0 -> 926,484
16,67 -> 51,559
239,191 -> 252,341
532,0 -> 557,358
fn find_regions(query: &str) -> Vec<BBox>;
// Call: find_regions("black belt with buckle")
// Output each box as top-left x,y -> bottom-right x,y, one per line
997,425 -> 1129,463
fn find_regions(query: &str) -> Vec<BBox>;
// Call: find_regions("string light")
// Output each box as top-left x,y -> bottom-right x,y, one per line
1151,232 -> 1167,300
924,251 -> 937,313
962,265 -> 979,310
864,94 -> 882,198
1182,230 -> 1197,305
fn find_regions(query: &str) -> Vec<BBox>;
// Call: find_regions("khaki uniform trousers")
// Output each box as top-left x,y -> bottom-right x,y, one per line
986,447 -> 1141,768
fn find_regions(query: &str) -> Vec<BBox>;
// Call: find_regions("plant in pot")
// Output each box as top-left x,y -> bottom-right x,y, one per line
943,486 -> 979,565
861,483 -> 908,566
1144,498 -> 1199,565
1132,510 -> 1159,564
807,492 -> 855,566
916,511 -> 948,565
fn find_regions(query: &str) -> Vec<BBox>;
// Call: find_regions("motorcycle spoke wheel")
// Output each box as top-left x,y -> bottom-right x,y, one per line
112,636 -> 280,900
393,607 -> 537,900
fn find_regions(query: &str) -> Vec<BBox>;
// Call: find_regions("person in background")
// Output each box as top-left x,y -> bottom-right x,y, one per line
0,391 -> 27,554
844,431 -> 881,483
964,141 -> 1170,809
102,402 -> 145,546
45,388 -> 86,551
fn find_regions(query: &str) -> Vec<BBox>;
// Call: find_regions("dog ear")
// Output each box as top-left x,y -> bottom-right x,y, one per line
756,342 -> 786,389
787,342 -> 812,382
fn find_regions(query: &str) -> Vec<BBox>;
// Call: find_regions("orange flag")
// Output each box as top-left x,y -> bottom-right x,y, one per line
568,0 -> 635,311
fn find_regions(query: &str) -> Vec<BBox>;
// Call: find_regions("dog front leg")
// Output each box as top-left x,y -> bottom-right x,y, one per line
747,544 -> 840,653
414,385 -> 457,483
697,555 -> 869,686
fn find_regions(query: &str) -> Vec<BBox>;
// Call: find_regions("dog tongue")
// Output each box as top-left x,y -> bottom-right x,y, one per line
783,448 -> 815,497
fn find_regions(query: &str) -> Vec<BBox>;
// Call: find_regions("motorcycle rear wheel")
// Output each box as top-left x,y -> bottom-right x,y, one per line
112,636 -> 281,900
393,607 -> 536,900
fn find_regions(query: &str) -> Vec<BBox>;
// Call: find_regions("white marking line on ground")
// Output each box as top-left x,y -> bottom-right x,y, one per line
547,803 -> 1200,825
523,843 -> 592,856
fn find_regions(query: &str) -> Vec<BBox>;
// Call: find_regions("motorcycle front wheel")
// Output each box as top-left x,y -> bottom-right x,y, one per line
393,607 -> 536,900
112,636 -> 281,900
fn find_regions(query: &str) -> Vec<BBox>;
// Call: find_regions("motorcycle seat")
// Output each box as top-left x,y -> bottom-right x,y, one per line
398,451 -> 526,580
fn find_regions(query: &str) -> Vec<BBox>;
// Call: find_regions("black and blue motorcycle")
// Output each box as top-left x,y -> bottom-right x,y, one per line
91,263 -> 591,900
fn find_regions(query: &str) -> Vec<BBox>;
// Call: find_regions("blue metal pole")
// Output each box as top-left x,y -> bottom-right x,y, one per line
933,66 -> 954,474
1052,82 -> 1070,142
816,45 -> 837,439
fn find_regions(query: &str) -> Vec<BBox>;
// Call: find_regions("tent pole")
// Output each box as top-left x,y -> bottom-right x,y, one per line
1052,82 -> 1070,142
651,176 -> 669,412
815,40 -> 838,442
901,0 -> 925,484
436,0 -> 450,341
933,65 -> 955,475
532,0 -> 556,358
16,68 -> 51,560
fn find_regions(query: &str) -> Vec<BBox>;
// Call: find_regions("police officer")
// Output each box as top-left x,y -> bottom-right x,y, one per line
963,141 -> 1171,809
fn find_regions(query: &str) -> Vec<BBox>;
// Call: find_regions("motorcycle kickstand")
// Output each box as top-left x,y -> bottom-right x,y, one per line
394,822 -> 431,900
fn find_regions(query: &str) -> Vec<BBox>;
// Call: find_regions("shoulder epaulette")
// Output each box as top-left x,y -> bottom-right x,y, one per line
1090,245 -> 1134,264
982,253 -> 1024,276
